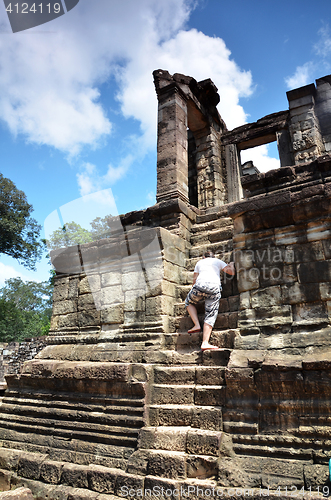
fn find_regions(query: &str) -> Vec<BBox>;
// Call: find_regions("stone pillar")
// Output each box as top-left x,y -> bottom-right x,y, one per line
194,126 -> 226,208
276,129 -> 294,168
155,82 -> 189,204
225,144 -> 243,203
315,75 -> 331,153
287,84 -> 325,165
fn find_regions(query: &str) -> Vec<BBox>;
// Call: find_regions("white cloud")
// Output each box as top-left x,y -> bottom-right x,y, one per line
285,24 -> 331,91
0,263 -> 32,287
314,25 -> 331,58
241,144 -> 280,173
285,62 -> 314,90
0,0 -> 253,165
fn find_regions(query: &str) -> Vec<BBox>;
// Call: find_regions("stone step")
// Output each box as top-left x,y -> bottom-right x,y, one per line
126,448 -> 218,480
0,402 -> 144,430
0,414 -> 139,448
153,365 -> 226,385
0,449 -> 145,497
191,217 -> 234,234
195,207 -> 229,224
151,383 -> 226,407
176,311 -> 238,335
189,239 -> 234,259
138,426 -> 224,457
190,226 -> 234,246
223,421 -> 258,435
148,404 -> 222,430
3,392 -> 145,411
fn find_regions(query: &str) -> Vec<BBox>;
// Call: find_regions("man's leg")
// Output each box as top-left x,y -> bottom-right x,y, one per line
201,287 -> 221,350
186,304 -> 201,332
201,322 -> 213,348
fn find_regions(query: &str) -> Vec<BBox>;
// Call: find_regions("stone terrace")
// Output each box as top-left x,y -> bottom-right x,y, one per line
0,72 -> 330,499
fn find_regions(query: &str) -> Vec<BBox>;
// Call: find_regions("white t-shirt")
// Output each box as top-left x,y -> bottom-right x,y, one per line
194,257 -> 227,286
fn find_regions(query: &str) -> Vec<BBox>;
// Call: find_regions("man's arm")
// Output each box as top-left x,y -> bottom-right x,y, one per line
223,262 -> 235,275
193,272 -> 199,285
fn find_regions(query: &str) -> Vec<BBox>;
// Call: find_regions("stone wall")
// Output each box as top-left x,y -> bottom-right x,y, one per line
230,156 -> 331,351
1,72 -> 331,498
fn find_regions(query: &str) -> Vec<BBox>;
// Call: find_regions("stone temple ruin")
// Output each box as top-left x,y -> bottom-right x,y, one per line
0,70 -> 331,499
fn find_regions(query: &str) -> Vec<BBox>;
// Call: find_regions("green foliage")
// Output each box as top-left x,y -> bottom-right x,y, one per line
0,173 -> 44,269
47,216 -> 113,250
46,221 -> 93,250
0,277 -> 53,343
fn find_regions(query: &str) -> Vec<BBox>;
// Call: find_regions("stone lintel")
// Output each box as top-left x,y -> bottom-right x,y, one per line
221,110 -> 289,149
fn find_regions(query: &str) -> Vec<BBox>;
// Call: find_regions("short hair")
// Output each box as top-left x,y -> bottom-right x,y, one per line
203,251 -> 215,258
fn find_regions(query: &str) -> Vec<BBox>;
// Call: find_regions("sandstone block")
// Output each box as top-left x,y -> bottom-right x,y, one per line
293,302 -> 328,325
0,488 -> 34,500
61,464 -> 89,489
68,277 -> 79,299
186,429 -> 222,456
255,305 -> 293,326
283,282 -> 320,304
163,261 -> 182,283
196,367 -> 225,386
53,279 -> 69,302
78,310 -> 100,327
53,300 -> 77,316
0,449 -> 21,471
154,366 -> 195,384
237,269 -> 259,293
145,296 -> 173,316
154,427 -> 187,452
322,239 -> 331,259
194,386 -> 226,406
251,286 -> 282,308
191,407 -> 222,431
186,455 -> 218,480
57,312 -> 78,329
0,470 -> 12,492
101,272 -> 122,287
144,476 -> 180,500
17,454 -> 46,481
298,261 -> 331,283
303,464 -> 329,488
100,304 -> 124,324
101,285 -> 123,305
87,465 -> 118,494
152,385 -> 194,405
39,461 -> 64,485
114,471 -> 144,498
147,451 -> 186,479
78,276 -> 91,294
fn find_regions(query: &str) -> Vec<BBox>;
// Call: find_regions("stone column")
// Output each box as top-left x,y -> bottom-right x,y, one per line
225,143 -> 243,203
155,82 -> 189,204
315,75 -> 331,153
194,126 -> 226,208
287,84 -> 324,165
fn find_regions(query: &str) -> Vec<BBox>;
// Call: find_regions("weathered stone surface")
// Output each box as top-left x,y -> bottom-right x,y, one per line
0,489 -> 34,500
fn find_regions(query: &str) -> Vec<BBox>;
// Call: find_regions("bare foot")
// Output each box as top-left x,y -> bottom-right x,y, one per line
188,326 -> 201,334
201,343 -> 219,351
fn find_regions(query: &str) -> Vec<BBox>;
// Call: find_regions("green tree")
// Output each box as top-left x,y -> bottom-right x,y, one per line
0,173 -> 44,269
90,215 -> 112,240
46,221 -> 93,250
0,277 -> 53,342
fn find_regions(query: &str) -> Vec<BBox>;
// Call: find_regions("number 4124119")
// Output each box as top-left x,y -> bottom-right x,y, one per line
5,3 -> 62,14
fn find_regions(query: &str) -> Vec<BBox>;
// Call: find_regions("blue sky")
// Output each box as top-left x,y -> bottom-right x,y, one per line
0,0 -> 331,285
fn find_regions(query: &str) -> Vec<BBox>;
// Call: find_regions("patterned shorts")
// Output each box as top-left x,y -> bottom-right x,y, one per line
185,282 -> 221,327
